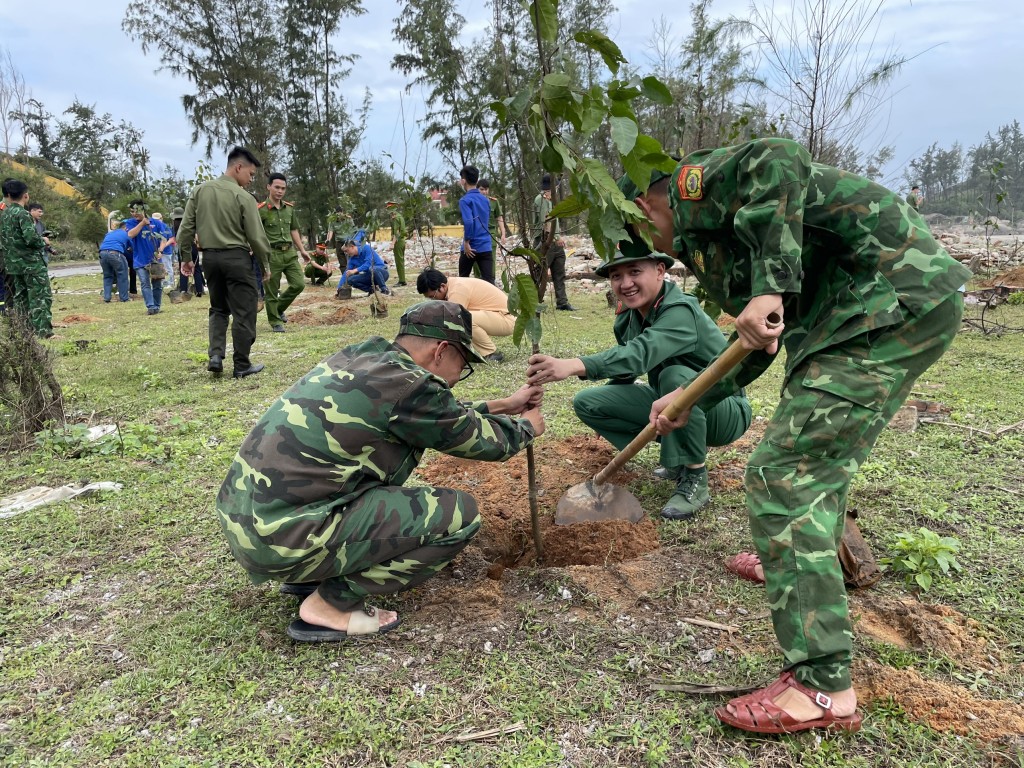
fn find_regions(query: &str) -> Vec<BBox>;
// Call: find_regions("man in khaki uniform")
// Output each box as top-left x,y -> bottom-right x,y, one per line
177,146 -> 273,379
258,173 -> 310,332
416,268 -> 514,362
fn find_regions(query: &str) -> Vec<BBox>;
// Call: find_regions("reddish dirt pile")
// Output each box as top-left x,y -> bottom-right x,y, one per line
852,592 -> 995,668
982,266 -> 1024,287
415,435 -> 661,568
61,314 -> 102,324
855,660 -> 1024,741
285,305 -> 360,326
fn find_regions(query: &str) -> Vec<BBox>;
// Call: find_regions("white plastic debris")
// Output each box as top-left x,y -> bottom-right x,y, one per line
0,482 -> 123,520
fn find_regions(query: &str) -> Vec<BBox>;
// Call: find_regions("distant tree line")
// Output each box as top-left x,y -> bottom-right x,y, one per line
906,120 -> 1024,223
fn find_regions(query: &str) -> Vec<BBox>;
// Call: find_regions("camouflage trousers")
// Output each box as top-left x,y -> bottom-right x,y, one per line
9,265 -> 53,337
227,485 -> 481,612
746,295 -> 963,692
574,365 -> 751,468
264,249 -> 305,327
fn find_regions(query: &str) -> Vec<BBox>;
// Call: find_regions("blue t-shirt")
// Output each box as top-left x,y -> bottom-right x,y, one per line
348,243 -> 386,274
155,220 -> 175,255
99,229 -> 131,254
459,188 -> 492,254
124,217 -> 164,268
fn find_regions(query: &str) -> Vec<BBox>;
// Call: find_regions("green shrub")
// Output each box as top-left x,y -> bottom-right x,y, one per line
881,526 -> 963,592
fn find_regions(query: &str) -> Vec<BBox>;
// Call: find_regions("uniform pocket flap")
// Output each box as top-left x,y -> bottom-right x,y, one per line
800,354 -> 896,412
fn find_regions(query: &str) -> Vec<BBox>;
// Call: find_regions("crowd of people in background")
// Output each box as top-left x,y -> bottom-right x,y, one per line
0,151 -> 585,347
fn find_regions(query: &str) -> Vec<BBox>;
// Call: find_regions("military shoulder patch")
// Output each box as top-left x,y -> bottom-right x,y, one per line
691,248 -> 705,272
677,165 -> 704,201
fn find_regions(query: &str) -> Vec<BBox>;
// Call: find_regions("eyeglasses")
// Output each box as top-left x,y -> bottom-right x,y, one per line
450,343 -> 474,382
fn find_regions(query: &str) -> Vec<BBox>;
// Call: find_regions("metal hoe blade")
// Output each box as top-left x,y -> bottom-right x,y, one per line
554,479 -> 646,525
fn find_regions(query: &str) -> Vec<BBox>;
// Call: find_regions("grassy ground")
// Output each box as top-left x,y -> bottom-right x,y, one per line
1,274 -> 1022,767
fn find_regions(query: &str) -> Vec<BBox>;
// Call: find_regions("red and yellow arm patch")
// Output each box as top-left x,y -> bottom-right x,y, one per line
677,165 -> 704,201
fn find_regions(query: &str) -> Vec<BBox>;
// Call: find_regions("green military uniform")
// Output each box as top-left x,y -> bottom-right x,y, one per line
533,192 -> 570,308
0,202 -> 8,313
0,201 -> 52,337
486,195 -> 504,247
304,249 -> 333,285
619,138 -> 971,695
258,199 -> 305,328
906,189 -> 921,210
574,277 -> 751,498
176,174 -> 272,374
328,212 -> 354,272
390,209 -> 407,285
216,301 -> 533,614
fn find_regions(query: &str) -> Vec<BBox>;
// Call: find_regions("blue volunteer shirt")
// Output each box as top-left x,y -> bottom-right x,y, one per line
124,217 -> 164,268
459,188 -> 492,254
347,243 -> 386,274
99,229 -> 131,254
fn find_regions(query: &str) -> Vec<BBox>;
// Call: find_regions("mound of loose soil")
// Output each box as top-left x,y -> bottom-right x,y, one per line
981,266 -> 1024,287
852,592 -> 996,668
61,314 -> 102,324
284,306 -> 360,326
415,435 -> 661,569
855,659 -> 1024,741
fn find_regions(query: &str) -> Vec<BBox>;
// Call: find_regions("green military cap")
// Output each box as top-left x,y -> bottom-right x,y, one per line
615,168 -> 675,259
171,207 -> 185,219
595,249 -> 674,278
399,300 -> 486,363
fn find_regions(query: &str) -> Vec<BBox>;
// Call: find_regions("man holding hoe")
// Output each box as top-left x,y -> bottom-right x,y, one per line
525,250 -> 751,520
620,137 -> 970,734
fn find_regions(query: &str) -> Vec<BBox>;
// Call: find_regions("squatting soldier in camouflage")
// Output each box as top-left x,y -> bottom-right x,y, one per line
619,137 -> 971,734
216,301 -> 544,642
0,179 -> 52,337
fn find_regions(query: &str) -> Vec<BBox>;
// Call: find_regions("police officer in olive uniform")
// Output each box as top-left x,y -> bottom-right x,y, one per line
258,173 -> 310,332
326,206 -> 354,273
177,146 -> 273,379
386,201 -> 408,286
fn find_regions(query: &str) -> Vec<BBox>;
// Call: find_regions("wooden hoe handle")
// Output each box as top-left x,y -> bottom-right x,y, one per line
592,312 -> 781,486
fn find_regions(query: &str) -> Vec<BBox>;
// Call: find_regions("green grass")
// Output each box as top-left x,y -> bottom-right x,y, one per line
1,277 -> 1023,767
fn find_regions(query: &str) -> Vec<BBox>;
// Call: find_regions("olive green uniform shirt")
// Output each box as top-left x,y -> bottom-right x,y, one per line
176,174 -> 272,274
259,200 -> 299,249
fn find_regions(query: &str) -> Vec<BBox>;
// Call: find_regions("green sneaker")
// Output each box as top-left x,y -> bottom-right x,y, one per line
660,467 -> 710,521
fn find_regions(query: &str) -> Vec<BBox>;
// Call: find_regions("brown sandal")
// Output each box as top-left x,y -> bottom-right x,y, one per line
725,552 -> 765,585
715,671 -> 863,734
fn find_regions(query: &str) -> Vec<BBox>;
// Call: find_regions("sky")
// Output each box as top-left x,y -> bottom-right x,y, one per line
1,0 -> 1022,190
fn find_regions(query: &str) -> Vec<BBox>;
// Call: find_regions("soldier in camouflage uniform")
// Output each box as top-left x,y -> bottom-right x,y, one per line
216,301 -> 544,642
0,178 -> 12,313
0,180 -> 52,337
618,137 -> 971,734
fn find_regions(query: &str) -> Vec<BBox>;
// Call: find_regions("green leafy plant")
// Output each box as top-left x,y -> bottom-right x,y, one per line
881,526 -> 963,592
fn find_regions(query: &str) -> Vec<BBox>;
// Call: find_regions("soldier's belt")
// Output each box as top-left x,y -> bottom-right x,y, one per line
272,243 -> 293,251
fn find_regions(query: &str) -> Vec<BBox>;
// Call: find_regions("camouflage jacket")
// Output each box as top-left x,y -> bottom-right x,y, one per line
667,138 -> 972,410
579,280 -> 728,392
0,202 -> 46,274
216,336 -> 536,576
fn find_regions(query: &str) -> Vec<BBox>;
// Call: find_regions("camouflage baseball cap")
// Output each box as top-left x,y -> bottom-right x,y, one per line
595,250 -> 674,278
615,168 -> 674,259
399,300 -> 485,363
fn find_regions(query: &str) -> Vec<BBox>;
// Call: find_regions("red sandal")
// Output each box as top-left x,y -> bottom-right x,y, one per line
715,671 -> 863,734
725,552 -> 765,585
